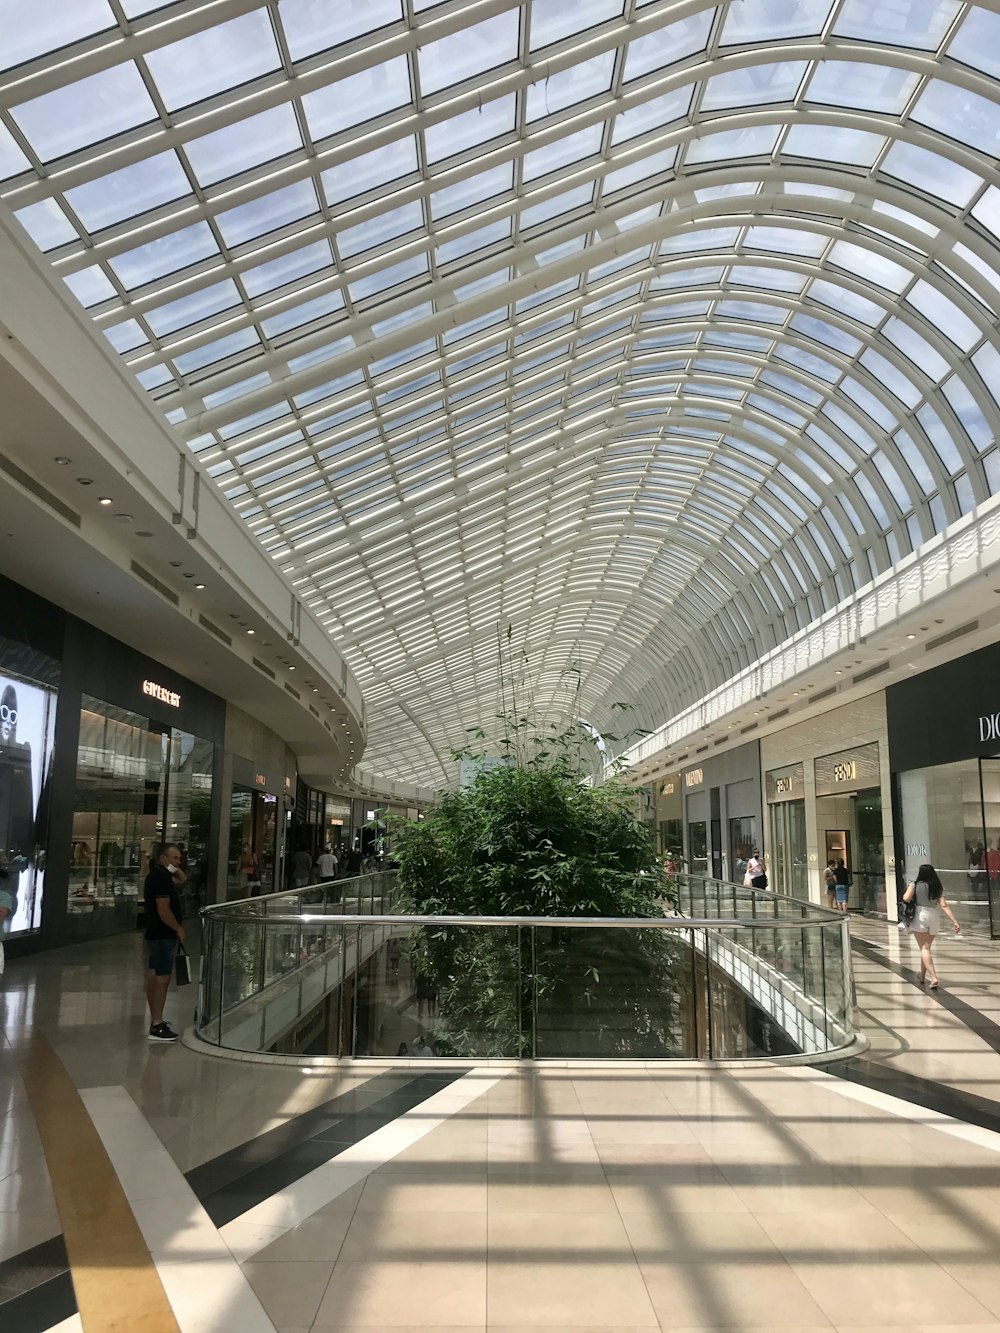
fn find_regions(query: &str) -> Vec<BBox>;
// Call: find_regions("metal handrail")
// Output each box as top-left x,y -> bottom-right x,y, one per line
202,910 -> 845,930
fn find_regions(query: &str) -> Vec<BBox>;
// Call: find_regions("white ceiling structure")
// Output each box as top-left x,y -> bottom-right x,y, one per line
3,0 -> 1000,787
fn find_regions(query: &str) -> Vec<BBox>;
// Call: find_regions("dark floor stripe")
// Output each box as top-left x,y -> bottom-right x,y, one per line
0,1268 -> 76,1333
827,1056 -> 1000,1137
191,1068 -> 469,1227
852,936 -> 1000,1058
0,1234 -> 69,1305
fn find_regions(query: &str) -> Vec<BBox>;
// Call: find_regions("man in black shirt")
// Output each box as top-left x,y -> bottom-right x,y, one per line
144,842 -> 187,1042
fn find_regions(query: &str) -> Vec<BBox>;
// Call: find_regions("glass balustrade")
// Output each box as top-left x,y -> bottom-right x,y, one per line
194,873 -> 854,1061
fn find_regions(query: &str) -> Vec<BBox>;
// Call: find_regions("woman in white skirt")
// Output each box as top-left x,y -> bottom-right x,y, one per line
902,863 -> 960,989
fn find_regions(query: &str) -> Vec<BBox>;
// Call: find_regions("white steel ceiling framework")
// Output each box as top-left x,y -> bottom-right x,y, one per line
3,0 -> 1000,785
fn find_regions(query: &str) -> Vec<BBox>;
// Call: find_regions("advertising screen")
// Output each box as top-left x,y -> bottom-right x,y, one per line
0,672 -> 56,936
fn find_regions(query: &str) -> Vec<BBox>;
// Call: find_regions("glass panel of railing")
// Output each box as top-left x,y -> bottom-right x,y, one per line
821,921 -> 850,1034
532,924 -> 693,1059
359,923 -> 526,1058
199,914 -> 223,1046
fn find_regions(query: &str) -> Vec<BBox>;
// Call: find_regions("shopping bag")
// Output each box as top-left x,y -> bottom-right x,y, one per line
175,943 -> 192,987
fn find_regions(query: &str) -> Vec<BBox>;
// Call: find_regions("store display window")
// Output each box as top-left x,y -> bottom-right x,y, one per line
227,785 -> 278,899
69,696 -> 213,937
0,668 -> 56,938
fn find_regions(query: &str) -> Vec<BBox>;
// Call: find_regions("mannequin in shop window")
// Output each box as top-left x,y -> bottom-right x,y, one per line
236,842 -> 261,896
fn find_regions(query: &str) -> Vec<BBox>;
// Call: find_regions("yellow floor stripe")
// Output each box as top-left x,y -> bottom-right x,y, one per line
15,1034 -> 180,1333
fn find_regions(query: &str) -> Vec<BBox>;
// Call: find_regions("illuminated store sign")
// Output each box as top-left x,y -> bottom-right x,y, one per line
684,768 -> 703,788
979,714 -> 1000,742
814,743 -> 879,797
142,679 -> 180,708
766,763 -> 804,803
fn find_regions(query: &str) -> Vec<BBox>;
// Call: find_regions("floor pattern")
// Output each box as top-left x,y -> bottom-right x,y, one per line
5,922 -> 1000,1329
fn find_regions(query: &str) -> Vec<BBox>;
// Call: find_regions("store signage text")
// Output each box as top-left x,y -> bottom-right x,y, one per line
979,714 -> 1000,742
684,768 -> 703,788
142,679 -> 180,708
775,776 -> 793,794
660,780 -> 676,796
255,773 -> 267,787
833,760 -> 858,783
905,842 -> 928,858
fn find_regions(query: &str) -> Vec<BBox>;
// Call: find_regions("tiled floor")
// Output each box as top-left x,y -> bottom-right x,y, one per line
5,922 -> 1000,1330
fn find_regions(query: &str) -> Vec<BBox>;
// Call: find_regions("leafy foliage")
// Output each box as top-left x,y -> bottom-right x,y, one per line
391,671 -> 680,1057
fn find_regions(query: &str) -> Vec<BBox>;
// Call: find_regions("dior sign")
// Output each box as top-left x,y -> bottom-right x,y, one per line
979,714 -> 1000,742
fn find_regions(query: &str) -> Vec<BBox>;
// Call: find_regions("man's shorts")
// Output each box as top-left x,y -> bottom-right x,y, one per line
147,937 -> 177,976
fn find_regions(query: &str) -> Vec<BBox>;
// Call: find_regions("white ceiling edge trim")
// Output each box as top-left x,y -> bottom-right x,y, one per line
613,487 -> 1000,774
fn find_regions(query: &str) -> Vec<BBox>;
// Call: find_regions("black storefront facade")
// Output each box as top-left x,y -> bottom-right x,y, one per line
887,639 -> 1000,937
0,571 -> 299,955
682,740 -> 764,883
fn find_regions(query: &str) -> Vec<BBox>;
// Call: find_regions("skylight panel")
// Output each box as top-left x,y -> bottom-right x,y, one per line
2,0 -> 115,71
145,279 -> 241,336
279,0 -> 403,61
424,95 -> 516,161
419,10 -> 520,93
520,182 -> 594,229
523,125 -> 604,181
304,56 -> 412,141
808,279 -> 884,326
109,221 -> 219,289
721,0 -> 834,44
338,200 -> 424,256
216,180 -> 321,247
13,198 -> 76,249
905,280 -> 980,352
436,219 -> 512,263
349,253 -> 428,301
946,8 -> 998,77
611,88 -> 693,144
686,125 -> 781,164
525,51 -> 616,121
322,136 -> 418,205
701,61 -> 807,111
912,81 -> 1000,157
174,327 -> 261,374
833,0 -> 960,49
942,375 -> 993,450
881,317 -> 950,381
11,63 -> 157,161
63,266 -> 116,308
242,241 -> 333,297
829,241 -> 910,293
623,12 -> 713,81
143,10 -> 280,110
430,163 -> 514,218
782,124 -> 885,166
0,121 -> 30,179
892,430 -> 938,496
184,105 -> 301,186
63,151 -> 190,232
804,61 -> 918,114
603,146 -> 677,194
104,319 -> 148,354
879,141 -> 980,209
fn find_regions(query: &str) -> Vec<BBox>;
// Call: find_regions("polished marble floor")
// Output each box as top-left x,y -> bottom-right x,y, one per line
4,921 -> 1000,1331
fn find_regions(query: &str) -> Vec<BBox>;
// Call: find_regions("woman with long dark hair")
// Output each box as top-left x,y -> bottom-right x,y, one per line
902,863 -> 960,989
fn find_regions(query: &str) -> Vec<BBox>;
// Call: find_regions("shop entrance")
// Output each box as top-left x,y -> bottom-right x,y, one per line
227,785 -> 278,899
70,697 -> 213,937
816,787 -> 884,914
769,799 -> 807,901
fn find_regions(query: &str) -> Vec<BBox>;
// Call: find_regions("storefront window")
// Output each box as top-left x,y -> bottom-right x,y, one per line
228,785 -> 279,899
0,668 -> 56,937
70,697 -> 214,937
689,821 -> 708,874
898,758 -> 992,935
729,817 -> 757,883
770,800 -> 808,901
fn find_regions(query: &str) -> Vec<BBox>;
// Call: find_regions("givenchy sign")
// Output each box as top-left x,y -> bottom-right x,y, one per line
142,679 -> 180,708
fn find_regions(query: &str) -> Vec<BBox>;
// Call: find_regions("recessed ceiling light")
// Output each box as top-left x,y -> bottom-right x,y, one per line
54,456 -> 71,465
114,513 -> 133,522
906,633 -> 916,640
246,628 -> 255,635
136,530 -> 153,538
77,477 -> 93,485
288,665 -> 296,670
99,496 -> 112,506
194,582 -> 205,590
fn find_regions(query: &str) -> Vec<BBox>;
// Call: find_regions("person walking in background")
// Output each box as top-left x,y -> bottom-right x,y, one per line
747,849 -> 767,890
144,842 -> 186,1042
902,862 -> 960,989
292,845 -> 312,888
823,858 -> 837,909
834,858 -> 850,913
316,844 -> 338,880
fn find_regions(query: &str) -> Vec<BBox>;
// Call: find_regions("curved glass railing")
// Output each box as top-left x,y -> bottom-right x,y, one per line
194,873 -> 853,1061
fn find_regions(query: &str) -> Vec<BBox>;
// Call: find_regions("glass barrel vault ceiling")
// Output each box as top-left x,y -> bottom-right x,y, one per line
3,0 -> 1000,785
